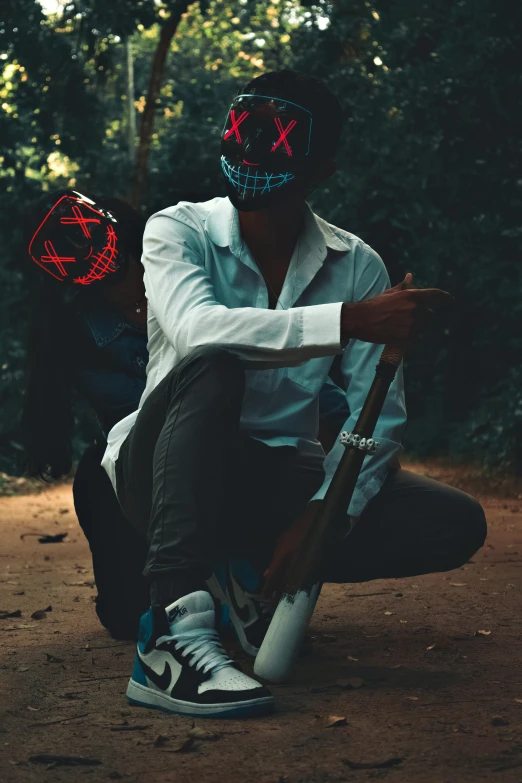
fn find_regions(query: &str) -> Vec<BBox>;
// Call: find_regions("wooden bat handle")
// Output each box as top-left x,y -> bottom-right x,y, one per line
380,344 -> 403,367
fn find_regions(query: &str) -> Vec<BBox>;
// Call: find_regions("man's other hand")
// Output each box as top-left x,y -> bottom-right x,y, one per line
262,501 -> 323,600
341,273 -> 454,344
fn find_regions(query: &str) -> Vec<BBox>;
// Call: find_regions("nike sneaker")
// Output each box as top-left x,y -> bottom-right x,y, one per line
126,590 -> 274,718
206,559 -> 277,657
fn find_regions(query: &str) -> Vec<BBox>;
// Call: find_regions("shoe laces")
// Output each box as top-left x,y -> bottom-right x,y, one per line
157,627 -> 234,675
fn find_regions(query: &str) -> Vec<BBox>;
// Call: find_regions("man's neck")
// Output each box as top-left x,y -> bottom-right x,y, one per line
238,200 -> 306,258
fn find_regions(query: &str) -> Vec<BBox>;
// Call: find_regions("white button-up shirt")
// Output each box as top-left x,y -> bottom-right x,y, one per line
101,196 -> 406,518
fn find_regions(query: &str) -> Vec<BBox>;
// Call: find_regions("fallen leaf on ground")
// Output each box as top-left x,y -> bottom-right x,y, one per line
406,697 -> 419,701
399,620 -> 408,624
426,637 -> 450,651
449,583 -> 467,587
0,609 -> 21,619
475,630 -> 491,636
163,736 -> 194,753
514,698 -> 522,704
346,655 -> 359,662
319,634 -> 338,644
344,757 -> 404,770
384,611 -> 393,616
63,581 -> 95,588
324,715 -> 347,727
335,677 -> 364,690
27,706 -> 40,711
188,726 -> 221,741
45,652 -> 64,663
1,624 -> 37,631
38,533 -> 68,544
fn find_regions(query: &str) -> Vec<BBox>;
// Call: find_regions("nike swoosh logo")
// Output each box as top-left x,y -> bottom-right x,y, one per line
226,570 -> 251,623
137,650 -> 172,691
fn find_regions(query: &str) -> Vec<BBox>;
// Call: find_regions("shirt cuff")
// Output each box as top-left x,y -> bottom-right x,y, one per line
301,301 -> 343,353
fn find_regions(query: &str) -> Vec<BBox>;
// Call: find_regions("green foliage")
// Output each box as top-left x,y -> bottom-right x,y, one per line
293,0 -> 522,471
0,0 -> 519,473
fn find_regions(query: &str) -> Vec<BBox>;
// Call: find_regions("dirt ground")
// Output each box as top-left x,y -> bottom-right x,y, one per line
1,461 -> 522,783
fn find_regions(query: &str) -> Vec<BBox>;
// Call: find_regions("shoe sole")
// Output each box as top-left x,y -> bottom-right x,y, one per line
206,574 -> 260,658
126,678 -> 275,718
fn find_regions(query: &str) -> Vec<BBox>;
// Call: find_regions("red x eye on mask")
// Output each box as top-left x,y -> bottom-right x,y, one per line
28,190 -> 128,286
221,94 -> 314,211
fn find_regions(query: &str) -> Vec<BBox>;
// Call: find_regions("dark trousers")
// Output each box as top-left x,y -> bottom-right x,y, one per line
73,441 -> 149,638
115,346 -> 487,607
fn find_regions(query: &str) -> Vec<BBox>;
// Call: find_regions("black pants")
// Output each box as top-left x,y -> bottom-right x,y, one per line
73,441 -> 149,638
115,346 -> 487,607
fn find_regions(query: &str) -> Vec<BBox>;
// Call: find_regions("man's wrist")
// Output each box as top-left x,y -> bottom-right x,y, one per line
340,302 -> 359,344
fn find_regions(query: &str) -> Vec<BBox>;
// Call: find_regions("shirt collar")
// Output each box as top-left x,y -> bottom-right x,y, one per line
205,196 -> 351,256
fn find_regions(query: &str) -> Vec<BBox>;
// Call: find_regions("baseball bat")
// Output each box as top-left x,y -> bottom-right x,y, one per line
254,344 -> 403,682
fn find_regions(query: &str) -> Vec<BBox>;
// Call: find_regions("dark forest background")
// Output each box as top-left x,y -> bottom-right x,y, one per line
1,0 -> 520,476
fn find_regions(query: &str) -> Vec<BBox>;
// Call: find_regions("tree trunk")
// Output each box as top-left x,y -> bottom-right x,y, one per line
124,36 -> 137,168
131,2 -> 189,210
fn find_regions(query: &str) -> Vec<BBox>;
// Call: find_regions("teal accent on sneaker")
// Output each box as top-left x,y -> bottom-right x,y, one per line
137,608 -> 154,653
131,654 -> 148,686
221,604 -> 230,627
230,557 -> 260,592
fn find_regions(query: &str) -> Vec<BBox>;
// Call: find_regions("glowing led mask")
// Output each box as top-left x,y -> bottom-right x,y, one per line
28,191 -> 126,285
221,93 -> 313,211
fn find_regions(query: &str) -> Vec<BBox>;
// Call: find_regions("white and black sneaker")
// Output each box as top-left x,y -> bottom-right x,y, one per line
126,590 -> 274,718
206,559 -> 276,657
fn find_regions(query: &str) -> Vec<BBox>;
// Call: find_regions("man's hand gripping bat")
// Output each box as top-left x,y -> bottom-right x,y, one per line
254,343 -> 403,683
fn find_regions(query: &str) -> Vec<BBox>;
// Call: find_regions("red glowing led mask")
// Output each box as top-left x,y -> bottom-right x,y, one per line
28,191 -> 126,285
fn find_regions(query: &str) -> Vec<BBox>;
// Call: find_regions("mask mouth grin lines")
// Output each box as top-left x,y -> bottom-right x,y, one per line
221,156 -> 294,199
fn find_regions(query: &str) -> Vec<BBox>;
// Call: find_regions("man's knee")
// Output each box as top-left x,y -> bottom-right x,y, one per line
452,492 -> 487,562
169,345 -> 244,400
464,494 -> 487,552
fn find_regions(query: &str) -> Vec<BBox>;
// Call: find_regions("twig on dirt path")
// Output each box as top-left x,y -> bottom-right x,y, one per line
20,532 -> 68,544
29,754 -> 101,767
28,712 -> 89,727
416,698 -> 499,707
492,760 -> 522,773
110,724 -> 151,732
75,674 -> 129,683
344,757 -> 404,770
